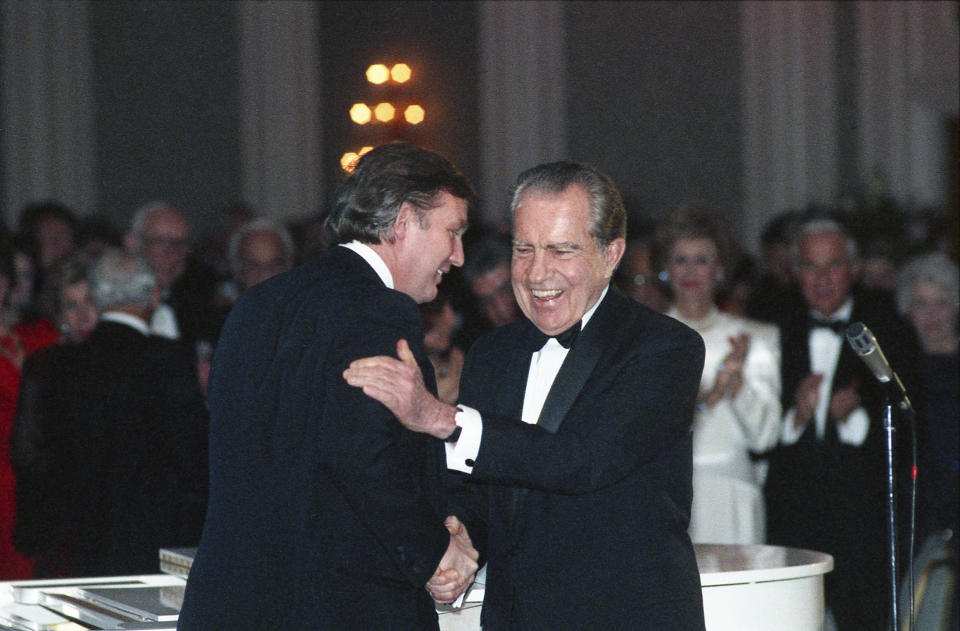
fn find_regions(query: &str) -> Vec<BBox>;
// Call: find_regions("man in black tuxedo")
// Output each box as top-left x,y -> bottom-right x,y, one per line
177,143 -> 479,631
346,161 -> 707,630
762,217 -> 921,631
57,249 -> 209,576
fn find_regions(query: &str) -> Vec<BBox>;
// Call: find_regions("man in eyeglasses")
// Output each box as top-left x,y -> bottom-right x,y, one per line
124,201 -> 219,351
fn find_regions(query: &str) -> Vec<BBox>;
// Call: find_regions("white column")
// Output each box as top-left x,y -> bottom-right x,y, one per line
857,0 -> 958,208
740,1 -> 837,253
1,1 -> 96,225
238,1 -> 322,220
478,1 -> 566,227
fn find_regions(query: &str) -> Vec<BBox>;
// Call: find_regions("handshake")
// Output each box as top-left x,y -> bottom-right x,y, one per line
428,515 -> 479,604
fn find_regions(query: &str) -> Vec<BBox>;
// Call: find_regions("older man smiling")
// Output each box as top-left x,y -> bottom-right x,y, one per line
345,161 -> 707,630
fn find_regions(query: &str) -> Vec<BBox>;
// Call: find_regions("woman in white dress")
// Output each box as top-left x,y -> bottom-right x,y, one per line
653,205 -> 781,544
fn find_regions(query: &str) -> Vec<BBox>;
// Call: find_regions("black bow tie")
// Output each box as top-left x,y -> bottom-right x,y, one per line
809,317 -> 849,335
530,320 -> 582,350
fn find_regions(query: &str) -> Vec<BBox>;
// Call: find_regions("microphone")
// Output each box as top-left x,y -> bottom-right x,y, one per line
846,322 -> 913,412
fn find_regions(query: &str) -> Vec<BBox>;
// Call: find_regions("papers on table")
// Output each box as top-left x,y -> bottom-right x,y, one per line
2,574 -> 184,631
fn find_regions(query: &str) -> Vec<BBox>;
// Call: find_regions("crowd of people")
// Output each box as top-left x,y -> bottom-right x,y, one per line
0,152 -> 956,630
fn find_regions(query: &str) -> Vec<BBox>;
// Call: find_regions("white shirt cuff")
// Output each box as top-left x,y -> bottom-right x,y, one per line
445,405 -> 482,473
837,406 -> 869,446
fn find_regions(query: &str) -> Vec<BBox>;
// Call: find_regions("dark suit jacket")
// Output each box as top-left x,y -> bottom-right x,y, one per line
763,288 -> 921,630
454,287 -> 706,631
11,344 -> 83,575
178,246 -> 450,631
58,319 -> 209,576
165,257 -> 222,349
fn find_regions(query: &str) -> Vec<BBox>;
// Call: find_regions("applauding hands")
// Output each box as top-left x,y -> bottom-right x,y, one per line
699,333 -> 749,408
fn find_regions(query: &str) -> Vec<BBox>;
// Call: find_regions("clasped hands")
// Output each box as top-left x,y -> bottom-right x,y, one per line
430,516 -> 479,604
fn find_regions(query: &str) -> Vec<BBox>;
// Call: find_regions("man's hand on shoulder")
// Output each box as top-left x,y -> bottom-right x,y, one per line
343,338 -> 459,439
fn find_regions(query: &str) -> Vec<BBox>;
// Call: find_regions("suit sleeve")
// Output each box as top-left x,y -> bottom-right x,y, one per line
321,303 -> 450,587
157,339 -> 211,544
462,325 -> 705,495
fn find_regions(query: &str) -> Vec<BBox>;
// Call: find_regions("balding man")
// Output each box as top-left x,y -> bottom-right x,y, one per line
227,217 -> 295,293
124,201 -> 219,348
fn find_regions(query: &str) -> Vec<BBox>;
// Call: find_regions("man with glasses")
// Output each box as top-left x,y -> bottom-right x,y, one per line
124,201 -> 219,351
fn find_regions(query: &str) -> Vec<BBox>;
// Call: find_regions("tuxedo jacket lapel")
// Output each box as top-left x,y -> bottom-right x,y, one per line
535,297 -> 612,434
511,289 -> 625,524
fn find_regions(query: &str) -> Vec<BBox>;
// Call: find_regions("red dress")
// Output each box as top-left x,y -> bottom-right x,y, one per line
0,319 -> 58,579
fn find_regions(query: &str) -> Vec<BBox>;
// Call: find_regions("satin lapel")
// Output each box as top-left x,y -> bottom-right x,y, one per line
510,289 -> 625,530
536,288 -> 621,433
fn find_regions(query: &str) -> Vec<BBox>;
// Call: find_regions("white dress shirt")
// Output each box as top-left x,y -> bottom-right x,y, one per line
340,241 -> 394,288
781,299 -> 869,445
446,287 -> 608,473
150,302 -> 180,339
101,310 -> 152,335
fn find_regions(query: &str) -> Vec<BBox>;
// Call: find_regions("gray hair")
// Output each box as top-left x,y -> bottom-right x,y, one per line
895,251 -> 959,315
509,161 -> 626,250
227,217 -> 296,278
790,217 -> 859,262
129,201 -> 178,235
89,248 -> 158,310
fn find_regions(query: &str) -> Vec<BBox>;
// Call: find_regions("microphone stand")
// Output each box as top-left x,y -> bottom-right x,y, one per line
882,390 -> 899,631
845,322 -> 916,630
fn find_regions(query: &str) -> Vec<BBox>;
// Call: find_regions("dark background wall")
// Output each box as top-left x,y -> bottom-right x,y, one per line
81,1 -> 482,239
0,2 -> 786,245
318,1 -> 480,215
90,1 -> 242,238
566,1 -> 742,235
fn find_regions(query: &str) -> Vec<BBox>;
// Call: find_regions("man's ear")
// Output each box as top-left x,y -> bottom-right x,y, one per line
393,202 -> 415,242
123,232 -> 139,252
604,237 -> 627,276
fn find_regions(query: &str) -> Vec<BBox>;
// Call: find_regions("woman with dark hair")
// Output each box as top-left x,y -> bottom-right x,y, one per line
0,236 -> 58,579
10,254 -> 99,578
653,205 -> 782,544
10,253 -> 100,577
7,236 -> 41,328
16,200 -> 78,273
35,254 -> 98,344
